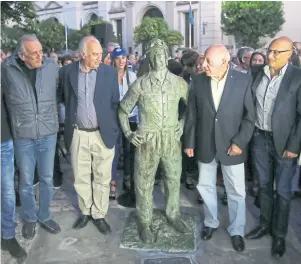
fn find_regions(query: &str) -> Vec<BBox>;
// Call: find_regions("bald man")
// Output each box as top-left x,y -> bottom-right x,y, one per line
58,36 -> 119,234
246,37 -> 301,258
184,45 -> 255,252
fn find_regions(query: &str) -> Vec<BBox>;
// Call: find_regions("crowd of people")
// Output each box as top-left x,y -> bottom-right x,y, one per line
1,34 -> 301,261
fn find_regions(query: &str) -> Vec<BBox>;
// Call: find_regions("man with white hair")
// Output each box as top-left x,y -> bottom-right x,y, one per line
58,36 -> 119,234
184,44 -> 255,251
1,34 -> 61,244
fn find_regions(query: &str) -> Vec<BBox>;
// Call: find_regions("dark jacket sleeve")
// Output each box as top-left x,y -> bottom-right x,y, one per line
286,80 -> 301,154
183,78 -> 197,149
231,76 -> 256,149
111,68 -> 120,124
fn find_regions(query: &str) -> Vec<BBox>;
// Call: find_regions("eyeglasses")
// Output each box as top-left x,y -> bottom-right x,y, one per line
267,49 -> 291,56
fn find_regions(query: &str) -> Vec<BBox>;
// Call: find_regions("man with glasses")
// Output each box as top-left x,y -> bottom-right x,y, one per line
246,37 -> 301,259
1,34 -> 61,241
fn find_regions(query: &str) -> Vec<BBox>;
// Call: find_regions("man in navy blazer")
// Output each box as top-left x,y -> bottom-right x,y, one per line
57,36 -> 119,234
184,45 -> 255,252
246,37 -> 301,259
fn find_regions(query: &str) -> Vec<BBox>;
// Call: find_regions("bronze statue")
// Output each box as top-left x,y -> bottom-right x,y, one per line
118,39 -> 188,243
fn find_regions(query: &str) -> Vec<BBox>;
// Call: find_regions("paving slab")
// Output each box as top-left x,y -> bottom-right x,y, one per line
2,155 -> 301,264
142,257 -> 192,264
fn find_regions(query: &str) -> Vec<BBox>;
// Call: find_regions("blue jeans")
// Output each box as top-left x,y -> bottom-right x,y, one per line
1,140 -> 16,239
14,134 -> 57,222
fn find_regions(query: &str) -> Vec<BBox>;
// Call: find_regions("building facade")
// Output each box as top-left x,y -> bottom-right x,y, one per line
35,1 -> 301,54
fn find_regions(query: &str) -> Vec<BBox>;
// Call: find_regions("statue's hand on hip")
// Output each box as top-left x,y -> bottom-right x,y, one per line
127,132 -> 143,147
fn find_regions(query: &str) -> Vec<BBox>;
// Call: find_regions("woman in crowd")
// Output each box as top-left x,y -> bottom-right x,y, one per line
110,47 -> 137,200
249,51 -> 267,78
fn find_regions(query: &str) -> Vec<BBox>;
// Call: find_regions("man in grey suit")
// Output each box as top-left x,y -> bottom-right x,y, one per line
246,37 -> 301,259
184,45 -> 255,252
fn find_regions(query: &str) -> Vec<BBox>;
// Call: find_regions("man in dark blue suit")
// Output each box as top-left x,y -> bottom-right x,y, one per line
58,36 -> 119,234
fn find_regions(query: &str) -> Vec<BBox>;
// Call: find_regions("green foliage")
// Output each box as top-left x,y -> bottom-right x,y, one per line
1,1 -> 36,25
165,30 -> 184,47
34,18 -> 66,52
221,1 -> 285,48
2,17 -> 118,52
1,1 -> 37,51
1,25 -> 26,51
134,17 -> 184,47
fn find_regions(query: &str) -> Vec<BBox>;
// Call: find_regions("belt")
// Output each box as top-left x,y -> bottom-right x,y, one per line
256,127 -> 273,137
77,127 -> 99,132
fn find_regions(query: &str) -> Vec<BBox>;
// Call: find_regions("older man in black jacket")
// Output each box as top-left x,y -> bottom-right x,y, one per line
184,45 -> 255,252
246,37 -> 301,259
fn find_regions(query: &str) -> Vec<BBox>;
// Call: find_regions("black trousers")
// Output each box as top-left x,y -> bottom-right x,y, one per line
53,139 -> 62,181
122,122 -> 137,178
252,129 -> 297,238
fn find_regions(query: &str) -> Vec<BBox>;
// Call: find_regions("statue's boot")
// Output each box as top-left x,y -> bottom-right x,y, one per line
139,225 -> 153,244
167,217 -> 187,233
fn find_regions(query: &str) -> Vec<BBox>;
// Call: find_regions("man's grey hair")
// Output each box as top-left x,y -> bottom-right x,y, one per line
17,34 -> 40,55
79,36 -> 100,53
237,47 -> 254,64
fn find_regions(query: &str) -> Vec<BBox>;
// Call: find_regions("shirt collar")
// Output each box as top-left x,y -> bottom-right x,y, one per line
79,61 -> 98,72
264,63 -> 288,79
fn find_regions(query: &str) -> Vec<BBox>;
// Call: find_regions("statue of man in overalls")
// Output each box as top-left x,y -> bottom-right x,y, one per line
118,39 -> 188,243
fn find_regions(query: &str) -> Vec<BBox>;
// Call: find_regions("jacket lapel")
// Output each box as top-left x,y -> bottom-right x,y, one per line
69,62 -> 79,98
204,75 -> 216,112
216,69 -> 236,114
251,70 -> 264,95
94,63 -> 105,102
273,64 -> 294,114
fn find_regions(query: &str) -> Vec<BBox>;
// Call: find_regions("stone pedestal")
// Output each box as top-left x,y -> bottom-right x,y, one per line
120,209 -> 196,253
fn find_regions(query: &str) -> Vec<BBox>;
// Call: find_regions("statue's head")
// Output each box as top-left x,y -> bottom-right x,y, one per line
146,39 -> 169,71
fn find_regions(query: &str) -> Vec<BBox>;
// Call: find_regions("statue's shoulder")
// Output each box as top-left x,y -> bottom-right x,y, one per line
135,73 -> 150,85
167,71 -> 186,84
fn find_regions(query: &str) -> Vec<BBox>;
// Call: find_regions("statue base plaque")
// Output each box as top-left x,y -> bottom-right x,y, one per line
120,209 -> 196,253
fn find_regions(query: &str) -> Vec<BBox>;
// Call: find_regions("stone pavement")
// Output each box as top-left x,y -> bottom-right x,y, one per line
2,156 -> 301,264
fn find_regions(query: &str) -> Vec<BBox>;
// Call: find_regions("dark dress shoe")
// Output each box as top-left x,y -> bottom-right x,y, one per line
231,235 -> 245,252
22,222 -> 36,240
201,226 -> 217,240
272,237 -> 286,259
1,238 -> 27,259
39,219 -> 61,234
73,215 -> 90,229
245,226 -> 270,239
93,218 -> 111,235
